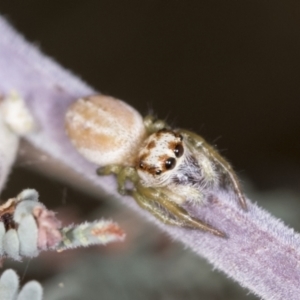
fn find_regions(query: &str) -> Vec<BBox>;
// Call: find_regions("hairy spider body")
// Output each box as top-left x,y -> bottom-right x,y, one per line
97,116 -> 247,238
66,95 -> 246,238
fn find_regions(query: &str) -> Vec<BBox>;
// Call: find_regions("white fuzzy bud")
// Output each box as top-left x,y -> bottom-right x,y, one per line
0,113 -> 19,191
18,214 -> 38,257
0,223 -> 5,256
0,269 -> 43,300
13,201 -> 43,224
0,269 -> 18,300
16,189 -> 39,203
3,229 -> 20,261
0,91 -> 36,135
16,281 -> 43,300
0,92 -> 36,192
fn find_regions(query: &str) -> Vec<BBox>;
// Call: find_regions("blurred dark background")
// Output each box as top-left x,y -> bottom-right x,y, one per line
1,1 -> 300,299
1,0 -> 300,192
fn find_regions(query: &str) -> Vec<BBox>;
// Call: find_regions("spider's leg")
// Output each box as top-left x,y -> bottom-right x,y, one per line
97,165 -> 138,195
97,164 -> 122,176
131,185 -> 226,237
116,166 -> 139,195
181,129 -> 247,211
132,190 -> 181,225
143,115 -> 170,134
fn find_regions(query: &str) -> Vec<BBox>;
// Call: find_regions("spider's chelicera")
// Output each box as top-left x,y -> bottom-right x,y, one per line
97,116 -> 247,237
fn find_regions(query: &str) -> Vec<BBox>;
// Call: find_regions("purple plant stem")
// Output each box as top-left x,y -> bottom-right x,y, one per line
0,16 -> 299,299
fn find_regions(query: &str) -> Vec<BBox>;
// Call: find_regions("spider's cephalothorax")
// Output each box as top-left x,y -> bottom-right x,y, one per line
137,129 -> 186,187
137,128 -> 219,205
98,115 -> 247,238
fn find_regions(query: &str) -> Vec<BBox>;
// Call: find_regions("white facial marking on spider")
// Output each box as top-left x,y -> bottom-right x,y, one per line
66,95 -> 247,238
137,130 -> 185,187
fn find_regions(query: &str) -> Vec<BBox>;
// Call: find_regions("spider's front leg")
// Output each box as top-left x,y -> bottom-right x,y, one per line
97,165 -> 225,237
131,185 -> 226,238
143,115 -> 171,134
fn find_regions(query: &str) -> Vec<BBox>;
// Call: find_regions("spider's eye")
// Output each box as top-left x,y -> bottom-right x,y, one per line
156,170 -> 162,175
165,157 -> 176,170
139,161 -> 144,169
174,144 -> 184,158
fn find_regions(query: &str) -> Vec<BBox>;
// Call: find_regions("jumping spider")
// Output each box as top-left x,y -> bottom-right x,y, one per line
97,116 -> 247,237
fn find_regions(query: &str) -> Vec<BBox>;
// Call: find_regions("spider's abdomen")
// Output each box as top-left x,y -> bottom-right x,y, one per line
65,95 -> 146,166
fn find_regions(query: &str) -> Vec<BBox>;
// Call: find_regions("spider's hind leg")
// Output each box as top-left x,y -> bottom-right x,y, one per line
97,165 -> 138,195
